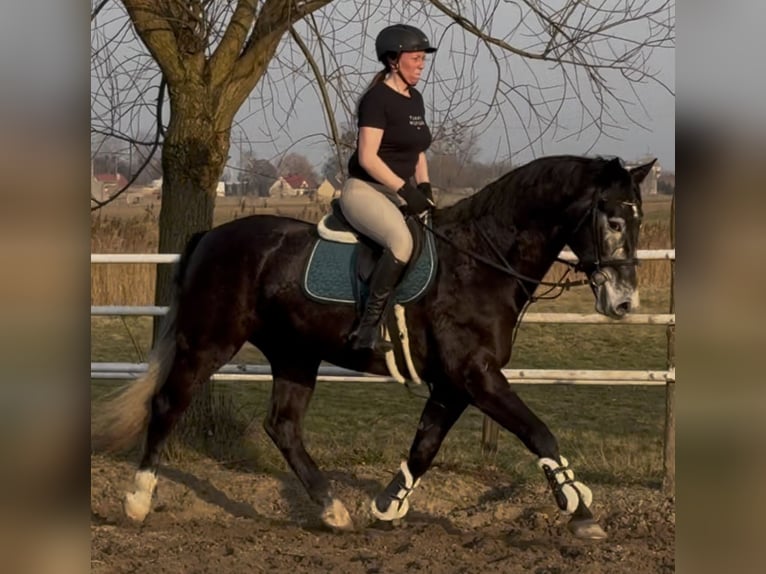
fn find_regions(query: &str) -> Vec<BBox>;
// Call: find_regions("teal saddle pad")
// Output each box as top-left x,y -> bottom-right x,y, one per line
302,230 -> 437,305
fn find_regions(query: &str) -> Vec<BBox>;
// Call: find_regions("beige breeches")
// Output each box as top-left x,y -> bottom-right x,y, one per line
339,178 -> 413,262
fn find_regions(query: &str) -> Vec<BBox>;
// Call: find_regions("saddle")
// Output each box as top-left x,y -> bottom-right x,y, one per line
303,199 -> 437,307
322,199 -> 427,281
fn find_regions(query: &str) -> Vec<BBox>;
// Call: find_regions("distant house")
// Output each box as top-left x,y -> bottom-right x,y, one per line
93,172 -> 129,200
123,185 -> 160,204
268,176 -> 297,197
283,174 -> 312,193
91,174 -> 106,202
625,159 -> 661,196
131,178 -> 224,199
269,175 -> 314,197
315,178 -> 341,203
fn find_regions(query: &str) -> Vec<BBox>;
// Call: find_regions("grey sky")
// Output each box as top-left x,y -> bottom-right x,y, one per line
91,1 -> 675,174
232,2 -> 675,172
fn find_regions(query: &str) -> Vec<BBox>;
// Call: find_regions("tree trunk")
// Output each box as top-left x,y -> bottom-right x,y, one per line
153,82 -> 230,338
151,81 -> 231,453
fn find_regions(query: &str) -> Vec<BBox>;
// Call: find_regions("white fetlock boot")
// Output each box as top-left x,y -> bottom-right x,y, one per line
371,461 -> 421,521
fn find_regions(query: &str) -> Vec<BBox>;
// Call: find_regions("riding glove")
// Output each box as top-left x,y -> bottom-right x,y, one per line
417,182 -> 434,203
398,182 -> 434,216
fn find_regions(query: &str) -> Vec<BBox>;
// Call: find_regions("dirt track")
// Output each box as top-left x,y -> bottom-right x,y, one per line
91,456 -> 674,573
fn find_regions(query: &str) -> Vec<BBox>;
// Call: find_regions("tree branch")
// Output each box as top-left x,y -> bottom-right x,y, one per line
91,0 -> 111,21
225,0 -> 333,111
208,0 -> 258,91
427,0 -> 545,60
91,77 -> 166,210
288,25 -> 341,164
121,0 -> 185,84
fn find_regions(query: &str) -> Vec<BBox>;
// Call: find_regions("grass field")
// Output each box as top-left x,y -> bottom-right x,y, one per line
91,194 -> 674,486
91,375 -> 666,487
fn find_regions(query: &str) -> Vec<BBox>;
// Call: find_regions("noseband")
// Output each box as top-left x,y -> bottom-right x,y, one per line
571,191 -> 640,282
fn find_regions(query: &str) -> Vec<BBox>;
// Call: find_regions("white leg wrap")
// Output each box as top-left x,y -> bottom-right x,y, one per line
124,469 -> 158,522
538,456 -> 592,515
371,461 -> 421,521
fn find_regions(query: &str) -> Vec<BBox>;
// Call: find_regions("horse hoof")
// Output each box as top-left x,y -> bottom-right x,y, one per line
321,498 -> 354,531
371,495 -> 410,521
124,491 -> 152,522
568,518 -> 607,540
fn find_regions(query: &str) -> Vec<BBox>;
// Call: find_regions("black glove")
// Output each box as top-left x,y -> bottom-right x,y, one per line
417,182 -> 434,203
398,182 -> 433,216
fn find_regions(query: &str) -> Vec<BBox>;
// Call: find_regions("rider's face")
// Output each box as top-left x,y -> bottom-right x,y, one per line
396,51 -> 427,86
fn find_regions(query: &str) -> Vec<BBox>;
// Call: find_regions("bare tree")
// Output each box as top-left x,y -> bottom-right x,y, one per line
319,123 -> 355,182
240,156 -> 279,197
92,0 -> 335,323
277,152 -> 319,186
91,0 -> 673,312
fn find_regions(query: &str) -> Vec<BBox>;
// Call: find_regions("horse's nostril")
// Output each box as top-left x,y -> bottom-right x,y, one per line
616,301 -> 631,315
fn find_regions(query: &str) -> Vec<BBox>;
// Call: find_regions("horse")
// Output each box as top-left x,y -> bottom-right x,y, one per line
92,155 -> 656,540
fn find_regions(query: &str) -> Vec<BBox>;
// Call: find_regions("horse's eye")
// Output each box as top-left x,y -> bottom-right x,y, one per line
607,218 -> 624,233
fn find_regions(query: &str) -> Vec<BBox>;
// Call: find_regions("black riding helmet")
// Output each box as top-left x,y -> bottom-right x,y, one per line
375,24 -> 437,63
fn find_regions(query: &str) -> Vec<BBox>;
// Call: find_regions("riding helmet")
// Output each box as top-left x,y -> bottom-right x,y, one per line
375,24 -> 437,62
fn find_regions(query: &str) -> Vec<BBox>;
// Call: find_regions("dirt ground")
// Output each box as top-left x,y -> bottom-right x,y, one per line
91,455 -> 674,573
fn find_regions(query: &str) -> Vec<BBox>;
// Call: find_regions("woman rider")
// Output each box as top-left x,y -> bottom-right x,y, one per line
341,24 -> 437,352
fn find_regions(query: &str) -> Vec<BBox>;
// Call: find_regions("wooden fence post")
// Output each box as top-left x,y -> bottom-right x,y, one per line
663,194 -> 676,495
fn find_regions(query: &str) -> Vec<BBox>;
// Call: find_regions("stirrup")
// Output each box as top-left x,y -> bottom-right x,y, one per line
350,325 -> 393,353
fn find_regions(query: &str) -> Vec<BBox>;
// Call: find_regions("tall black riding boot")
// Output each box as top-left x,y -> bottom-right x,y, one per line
350,250 -> 407,353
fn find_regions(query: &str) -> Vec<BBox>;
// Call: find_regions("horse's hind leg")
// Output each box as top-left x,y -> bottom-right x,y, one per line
464,360 -> 606,539
372,385 -> 468,521
263,358 -> 353,531
125,343 -> 243,522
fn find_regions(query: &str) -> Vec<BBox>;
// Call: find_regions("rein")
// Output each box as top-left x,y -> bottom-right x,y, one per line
413,217 -> 590,296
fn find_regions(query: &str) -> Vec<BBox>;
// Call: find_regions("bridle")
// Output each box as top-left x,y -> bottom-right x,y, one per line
569,189 -> 641,286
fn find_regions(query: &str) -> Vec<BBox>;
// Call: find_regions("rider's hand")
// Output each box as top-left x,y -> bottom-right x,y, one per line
398,182 -> 434,216
417,182 -> 434,203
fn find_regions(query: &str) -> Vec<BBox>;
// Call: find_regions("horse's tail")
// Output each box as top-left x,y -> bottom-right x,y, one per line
91,231 -> 208,453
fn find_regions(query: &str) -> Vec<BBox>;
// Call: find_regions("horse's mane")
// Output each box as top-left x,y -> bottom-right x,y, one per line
436,155 -> 623,226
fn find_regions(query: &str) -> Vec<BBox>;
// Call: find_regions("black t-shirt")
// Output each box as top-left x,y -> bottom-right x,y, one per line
347,82 -> 432,183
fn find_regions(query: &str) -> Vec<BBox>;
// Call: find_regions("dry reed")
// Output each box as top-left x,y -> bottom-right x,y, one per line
92,200 -> 673,306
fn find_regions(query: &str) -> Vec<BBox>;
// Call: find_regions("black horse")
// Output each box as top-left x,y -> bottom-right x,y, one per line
93,155 -> 655,539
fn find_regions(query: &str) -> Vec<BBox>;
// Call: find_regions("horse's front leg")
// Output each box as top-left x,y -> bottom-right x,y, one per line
464,357 -> 606,540
372,385 -> 468,522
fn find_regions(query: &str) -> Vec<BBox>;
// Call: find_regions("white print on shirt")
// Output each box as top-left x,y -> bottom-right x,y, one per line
409,115 -> 426,129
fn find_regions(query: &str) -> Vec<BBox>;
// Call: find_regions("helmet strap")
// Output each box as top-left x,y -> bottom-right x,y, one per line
388,61 -> 413,91
395,67 -> 413,89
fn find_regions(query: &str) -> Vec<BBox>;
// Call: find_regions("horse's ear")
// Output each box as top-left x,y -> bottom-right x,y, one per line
600,157 -> 625,182
608,157 -> 623,169
629,159 -> 657,185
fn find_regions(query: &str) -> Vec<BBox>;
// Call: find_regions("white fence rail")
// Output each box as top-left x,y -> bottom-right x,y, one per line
90,249 -> 675,265
92,362 -> 675,386
91,249 -> 675,384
